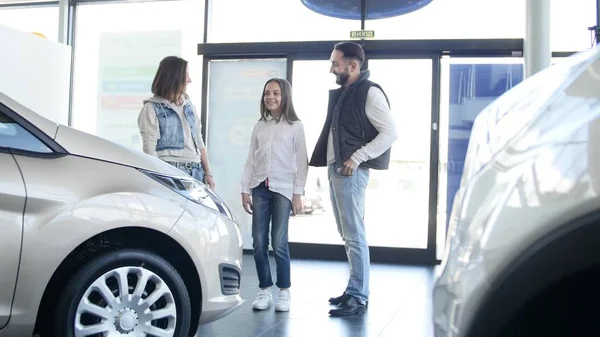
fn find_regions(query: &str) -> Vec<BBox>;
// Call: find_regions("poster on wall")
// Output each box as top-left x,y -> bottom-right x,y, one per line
96,30 -> 182,151
207,59 -> 287,249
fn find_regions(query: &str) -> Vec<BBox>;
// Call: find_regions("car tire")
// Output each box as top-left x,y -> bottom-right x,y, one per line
54,249 -> 191,337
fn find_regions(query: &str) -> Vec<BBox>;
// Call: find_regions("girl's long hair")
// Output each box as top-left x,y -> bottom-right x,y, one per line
151,56 -> 188,104
259,78 -> 300,124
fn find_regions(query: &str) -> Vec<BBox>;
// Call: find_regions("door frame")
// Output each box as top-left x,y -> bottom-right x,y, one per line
198,39 -> 523,265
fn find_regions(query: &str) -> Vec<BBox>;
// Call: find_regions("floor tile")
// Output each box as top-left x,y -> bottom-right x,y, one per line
257,317 -> 383,337
196,311 -> 284,336
198,254 -> 436,337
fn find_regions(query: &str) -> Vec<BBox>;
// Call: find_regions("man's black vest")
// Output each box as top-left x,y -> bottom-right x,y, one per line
309,70 -> 392,170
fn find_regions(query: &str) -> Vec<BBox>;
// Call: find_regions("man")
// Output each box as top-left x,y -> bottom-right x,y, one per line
309,42 -> 398,316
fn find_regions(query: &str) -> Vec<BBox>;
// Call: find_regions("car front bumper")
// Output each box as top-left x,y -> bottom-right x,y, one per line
168,200 -> 245,326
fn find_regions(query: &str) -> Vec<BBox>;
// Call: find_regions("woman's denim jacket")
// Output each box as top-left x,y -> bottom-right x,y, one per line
137,95 -> 205,160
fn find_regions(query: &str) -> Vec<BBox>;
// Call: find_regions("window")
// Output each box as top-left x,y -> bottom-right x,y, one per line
208,0 -> 359,43
363,0 -> 595,52
71,0 -> 204,151
0,111 -> 52,153
551,0 -> 597,52
0,5 -> 59,42
365,0 -> 524,40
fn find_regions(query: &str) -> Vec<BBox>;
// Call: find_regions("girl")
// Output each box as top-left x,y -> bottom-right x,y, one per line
137,56 -> 215,190
240,78 -> 308,312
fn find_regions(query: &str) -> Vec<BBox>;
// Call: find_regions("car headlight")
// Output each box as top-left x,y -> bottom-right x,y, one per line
139,169 -> 235,221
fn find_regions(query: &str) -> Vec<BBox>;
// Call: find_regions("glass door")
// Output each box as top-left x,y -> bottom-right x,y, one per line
288,60 -> 340,246
204,58 -> 288,250
197,40 -> 525,265
437,56 -> 524,259
367,58 -> 433,249
288,56 -> 438,262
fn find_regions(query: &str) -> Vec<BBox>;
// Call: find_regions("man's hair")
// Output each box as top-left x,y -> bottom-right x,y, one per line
334,42 -> 365,68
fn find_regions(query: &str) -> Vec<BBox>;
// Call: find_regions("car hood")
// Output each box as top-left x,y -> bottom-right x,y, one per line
0,90 -> 183,177
54,125 -> 185,177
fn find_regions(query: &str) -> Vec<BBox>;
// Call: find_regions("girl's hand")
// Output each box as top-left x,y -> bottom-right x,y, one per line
292,194 -> 303,215
242,193 -> 253,214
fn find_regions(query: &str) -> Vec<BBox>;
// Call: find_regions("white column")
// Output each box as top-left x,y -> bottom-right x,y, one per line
524,0 -> 551,78
58,0 -> 69,44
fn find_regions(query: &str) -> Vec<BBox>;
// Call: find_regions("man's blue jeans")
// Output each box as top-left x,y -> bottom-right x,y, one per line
328,163 -> 370,304
251,181 -> 292,289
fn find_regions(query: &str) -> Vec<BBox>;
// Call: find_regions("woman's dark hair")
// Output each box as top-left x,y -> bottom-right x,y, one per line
151,56 -> 188,103
259,78 -> 300,124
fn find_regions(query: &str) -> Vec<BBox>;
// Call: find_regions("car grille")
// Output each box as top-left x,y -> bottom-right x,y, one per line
219,264 -> 241,295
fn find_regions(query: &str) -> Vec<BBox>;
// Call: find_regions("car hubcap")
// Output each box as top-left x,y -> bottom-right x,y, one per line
74,266 -> 177,337
114,308 -> 138,333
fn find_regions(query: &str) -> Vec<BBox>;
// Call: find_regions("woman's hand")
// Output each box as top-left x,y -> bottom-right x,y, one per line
204,174 -> 216,190
292,194 -> 303,215
242,193 -> 253,214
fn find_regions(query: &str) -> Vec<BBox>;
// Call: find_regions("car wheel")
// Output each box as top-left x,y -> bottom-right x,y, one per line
54,249 -> 191,337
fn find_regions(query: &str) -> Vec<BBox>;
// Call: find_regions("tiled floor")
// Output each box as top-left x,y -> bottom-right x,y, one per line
198,254 -> 435,337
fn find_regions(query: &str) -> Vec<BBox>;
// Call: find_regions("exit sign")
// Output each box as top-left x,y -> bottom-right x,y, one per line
350,30 -> 375,39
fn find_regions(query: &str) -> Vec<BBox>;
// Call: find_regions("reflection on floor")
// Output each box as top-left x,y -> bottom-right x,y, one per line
198,254 -> 435,337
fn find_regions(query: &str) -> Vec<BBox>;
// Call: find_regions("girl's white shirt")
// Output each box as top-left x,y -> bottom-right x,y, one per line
241,116 -> 309,202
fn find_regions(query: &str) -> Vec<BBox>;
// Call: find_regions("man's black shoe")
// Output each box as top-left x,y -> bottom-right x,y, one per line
329,293 -> 369,307
328,296 -> 367,316
328,293 -> 348,305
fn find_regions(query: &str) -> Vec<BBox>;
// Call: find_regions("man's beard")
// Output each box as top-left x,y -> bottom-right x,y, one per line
334,71 -> 350,86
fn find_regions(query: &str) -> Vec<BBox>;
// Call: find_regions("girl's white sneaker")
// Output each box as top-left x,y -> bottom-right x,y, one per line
275,289 -> 291,312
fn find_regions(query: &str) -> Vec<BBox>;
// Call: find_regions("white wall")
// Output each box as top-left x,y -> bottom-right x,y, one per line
0,24 -> 71,125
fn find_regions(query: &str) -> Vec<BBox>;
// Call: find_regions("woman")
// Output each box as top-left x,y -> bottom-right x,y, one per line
138,56 -> 215,189
240,78 -> 308,312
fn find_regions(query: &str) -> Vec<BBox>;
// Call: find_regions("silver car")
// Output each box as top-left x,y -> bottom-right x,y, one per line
0,92 -> 244,337
433,47 -> 600,336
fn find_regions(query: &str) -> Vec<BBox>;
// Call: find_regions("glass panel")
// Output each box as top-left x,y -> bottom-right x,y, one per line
437,57 -> 524,259
363,0 -> 594,52
71,0 -> 204,150
289,59 -> 432,249
368,59 -> 432,249
365,0 -> 524,40
206,59 -> 287,249
208,0 -> 359,43
288,60 -> 340,246
0,5 -> 59,42
551,0 -> 596,52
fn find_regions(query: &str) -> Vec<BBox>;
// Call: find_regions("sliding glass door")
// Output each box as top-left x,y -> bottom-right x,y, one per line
284,55 -> 439,263
200,45 -> 525,265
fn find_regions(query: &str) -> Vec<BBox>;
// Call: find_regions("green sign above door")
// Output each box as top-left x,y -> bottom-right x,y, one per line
350,30 -> 375,39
